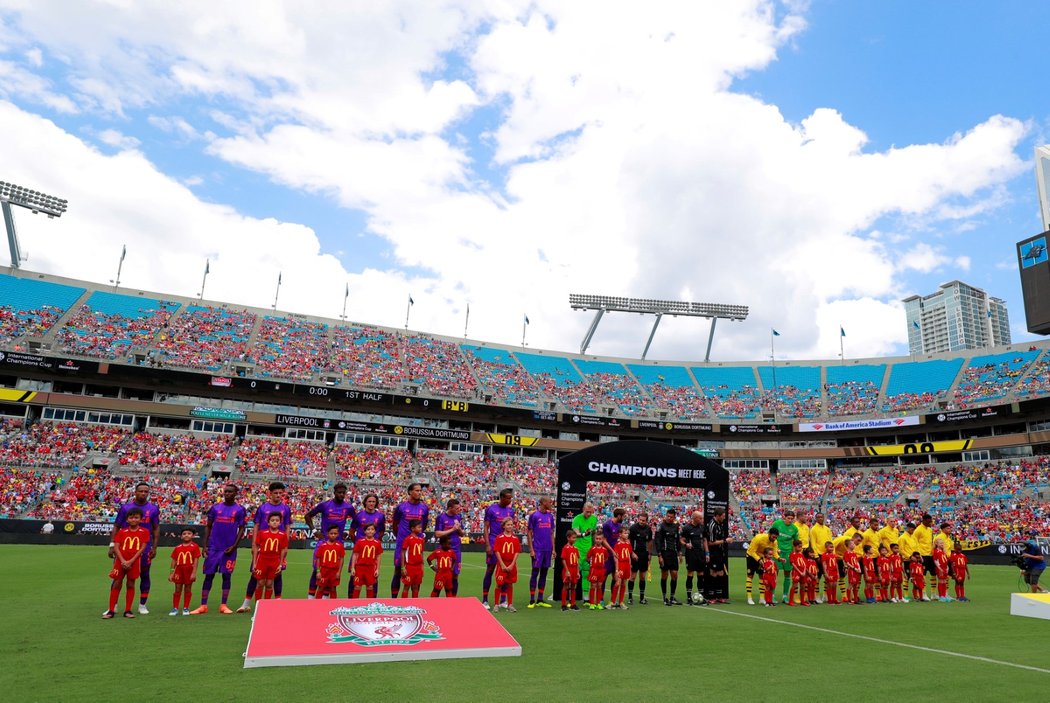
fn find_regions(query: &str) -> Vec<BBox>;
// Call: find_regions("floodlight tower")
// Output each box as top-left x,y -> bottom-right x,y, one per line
569,294 -> 749,361
0,181 -> 68,268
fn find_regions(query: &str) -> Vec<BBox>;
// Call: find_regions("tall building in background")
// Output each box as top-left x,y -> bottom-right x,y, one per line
1036,145 -> 1050,231
903,281 -> 1010,355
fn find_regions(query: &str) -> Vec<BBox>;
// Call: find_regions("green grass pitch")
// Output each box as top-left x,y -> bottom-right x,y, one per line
3,545 -> 1048,702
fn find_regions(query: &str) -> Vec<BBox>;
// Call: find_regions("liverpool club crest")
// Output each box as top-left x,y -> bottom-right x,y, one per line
327,603 -> 443,646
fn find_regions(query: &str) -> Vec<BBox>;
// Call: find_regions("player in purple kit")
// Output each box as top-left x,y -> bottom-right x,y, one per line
389,483 -> 430,597
481,487 -> 516,609
190,484 -> 247,615
303,483 -> 355,598
108,482 -> 161,615
236,482 -> 292,613
433,498 -> 466,596
526,496 -> 555,608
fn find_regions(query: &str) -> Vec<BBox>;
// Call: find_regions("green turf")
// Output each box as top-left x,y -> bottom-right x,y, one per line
3,545 -> 1048,702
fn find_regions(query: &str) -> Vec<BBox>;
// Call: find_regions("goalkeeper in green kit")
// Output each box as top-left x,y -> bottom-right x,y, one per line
769,508 -> 798,603
571,502 -> 598,600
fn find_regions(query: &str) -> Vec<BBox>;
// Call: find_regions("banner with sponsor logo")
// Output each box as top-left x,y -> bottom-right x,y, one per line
484,432 -> 539,447
634,419 -> 715,432
244,598 -> 520,668
864,439 -> 973,456
190,406 -> 247,421
928,407 -> 1007,423
799,416 -> 919,433
567,413 -> 628,429
720,423 -> 787,435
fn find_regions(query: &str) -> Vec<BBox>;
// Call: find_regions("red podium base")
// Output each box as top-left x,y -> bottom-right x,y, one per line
244,598 -> 521,668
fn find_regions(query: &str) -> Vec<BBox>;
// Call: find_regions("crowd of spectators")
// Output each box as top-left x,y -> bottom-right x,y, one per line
153,306 -> 256,371
1014,356 -> 1050,399
115,432 -> 233,473
330,325 -> 406,390
235,437 -> 329,478
824,380 -> 880,416
881,391 -> 942,414
333,445 -> 415,484
414,451 -> 555,493
859,466 -> 935,501
462,349 -> 540,407
638,381 -> 708,419
576,372 -> 652,417
0,468 -> 59,517
930,460 -> 1049,502
701,386 -> 762,418
0,303 -> 64,345
761,385 -> 822,418
825,469 -> 865,502
954,356 -> 1033,408
775,469 -> 828,503
0,422 -> 130,468
253,316 -> 330,381
55,302 -> 178,361
402,335 -> 477,399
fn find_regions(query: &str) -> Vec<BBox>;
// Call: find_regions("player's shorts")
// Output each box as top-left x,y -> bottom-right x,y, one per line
402,565 -> 424,586
685,550 -> 704,572
707,553 -> 727,572
531,550 -> 553,570
746,555 -> 762,575
847,573 -> 860,585
486,549 -> 499,567
837,559 -> 845,578
432,571 -> 454,590
953,570 -> 967,581
922,556 -> 936,576
319,567 -> 341,589
203,549 -> 238,575
171,565 -> 196,585
631,553 -> 650,573
255,559 -> 281,580
563,569 -> 580,584
588,568 -> 606,584
451,551 -> 462,576
495,566 -> 518,586
659,551 -> 679,570
111,558 -> 141,581
354,564 -> 377,587
616,566 -> 631,581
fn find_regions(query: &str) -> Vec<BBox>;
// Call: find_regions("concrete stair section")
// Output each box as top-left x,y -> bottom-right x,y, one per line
37,288 -> 93,349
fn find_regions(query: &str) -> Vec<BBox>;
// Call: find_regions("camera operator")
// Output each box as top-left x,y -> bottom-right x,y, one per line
1019,529 -> 1046,594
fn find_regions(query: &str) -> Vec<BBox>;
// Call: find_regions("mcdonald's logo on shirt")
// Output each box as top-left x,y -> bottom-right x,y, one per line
177,552 -> 193,565
263,538 -> 280,552
121,536 -> 142,552
321,550 -> 339,565
362,546 -> 376,559
500,542 -> 515,554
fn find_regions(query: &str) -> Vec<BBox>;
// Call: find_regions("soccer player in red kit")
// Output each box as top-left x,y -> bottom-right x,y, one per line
950,546 -> 969,601
861,545 -> 878,603
932,538 -> 952,601
350,523 -> 383,598
889,543 -> 906,602
315,526 -> 346,599
400,520 -> 426,598
842,548 -> 861,604
788,541 -> 808,606
494,517 -> 522,611
760,548 -> 778,606
561,530 -> 581,611
252,513 -> 289,602
908,552 -> 925,601
804,548 -> 818,605
820,542 -> 840,604
586,533 -> 609,609
876,545 -> 893,603
427,535 -> 457,597
168,528 -> 201,616
610,527 -> 635,609
104,507 -> 150,619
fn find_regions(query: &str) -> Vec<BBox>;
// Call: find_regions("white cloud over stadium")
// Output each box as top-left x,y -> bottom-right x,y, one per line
0,1 -> 1028,361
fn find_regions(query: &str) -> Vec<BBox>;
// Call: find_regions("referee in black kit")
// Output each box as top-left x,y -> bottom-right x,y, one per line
655,508 -> 682,606
681,510 -> 707,605
705,507 -> 729,603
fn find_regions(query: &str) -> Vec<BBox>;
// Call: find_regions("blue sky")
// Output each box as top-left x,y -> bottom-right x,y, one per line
0,1 -> 1045,362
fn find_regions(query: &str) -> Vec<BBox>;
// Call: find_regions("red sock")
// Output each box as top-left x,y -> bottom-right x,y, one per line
125,585 -> 135,612
619,585 -> 626,605
173,593 -> 180,609
957,582 -> 965,599
264,588 -> 274,600
183,590 -> 192,609
505,586 -> 513,605
109,586 -> 120,612
938,581 -> 947,598
611,584 -> 619,604
412,586 -> 420,598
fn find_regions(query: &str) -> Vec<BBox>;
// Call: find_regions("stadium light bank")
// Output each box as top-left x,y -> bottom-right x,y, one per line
0,180 -> 68,269
569,293 -> 748,361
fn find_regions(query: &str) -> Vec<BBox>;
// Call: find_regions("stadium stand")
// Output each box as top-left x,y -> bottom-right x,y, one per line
330,324 -> 405,390
825,469 -> 864,503
573,359 -> 652,416
881,358 -> 965,413
462,345 -> 540,407
402,334 -> 477,398
55,291 -> 179,361
0,468 -> 59,518
115,432 -> 234,473
953,350 -> 1040,407
252,315 -> 330,381
0,422 -> 130,468
691,366 -> 762,418
0,274 -> 85,345
515,352 -> 594,413
824,364 -> 886,416
332,445 -> 415,484
1014,351 -> 1050,399
626,364 -> 708,419
858,466 -> 935,503
775,468 -> 828,504
235,437 -> 329,478
153,305 -> 256,371
757,365 -> 821,417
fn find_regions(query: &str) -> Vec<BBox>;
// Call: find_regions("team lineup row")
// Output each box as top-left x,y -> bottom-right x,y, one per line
101,481 -> 1046,619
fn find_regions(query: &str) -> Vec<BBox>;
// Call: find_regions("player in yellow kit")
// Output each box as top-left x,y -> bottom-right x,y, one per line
809,514 -> 833,603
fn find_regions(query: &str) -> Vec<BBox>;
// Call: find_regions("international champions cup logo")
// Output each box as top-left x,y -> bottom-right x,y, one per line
327,603 -> 443,647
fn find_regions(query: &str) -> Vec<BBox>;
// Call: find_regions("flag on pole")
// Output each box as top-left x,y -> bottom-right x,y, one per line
409,295 -> 414,306
912,320 -> 920,330
277,272 -> 282,285
524,315 -> 530,325
840,326 -> 846,337
771,328 -> 780,336
120,245 -> 126,262
204,259 -> 210,275
344,283 -> 349,298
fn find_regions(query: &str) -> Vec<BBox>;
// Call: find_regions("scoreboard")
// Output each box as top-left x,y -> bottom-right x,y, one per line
1018,231 -> 1050,335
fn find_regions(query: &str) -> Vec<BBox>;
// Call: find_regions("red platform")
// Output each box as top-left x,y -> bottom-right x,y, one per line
244,598 -> 521,668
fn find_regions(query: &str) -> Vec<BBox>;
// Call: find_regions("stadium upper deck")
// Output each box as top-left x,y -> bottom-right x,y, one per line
3,269 -> 1050,422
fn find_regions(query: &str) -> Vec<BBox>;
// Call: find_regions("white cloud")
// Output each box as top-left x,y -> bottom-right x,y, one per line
0,1 -> 1032,363
96,128 -> 140,150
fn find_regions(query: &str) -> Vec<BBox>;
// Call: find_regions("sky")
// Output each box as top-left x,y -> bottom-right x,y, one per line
0,0 -> 1046,364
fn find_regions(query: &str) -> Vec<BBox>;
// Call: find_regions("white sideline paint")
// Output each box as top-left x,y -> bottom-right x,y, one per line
700,607 -> 1050,675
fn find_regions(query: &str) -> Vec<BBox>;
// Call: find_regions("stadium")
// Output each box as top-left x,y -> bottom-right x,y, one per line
3,3 -> 1050,701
